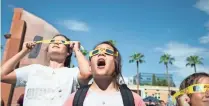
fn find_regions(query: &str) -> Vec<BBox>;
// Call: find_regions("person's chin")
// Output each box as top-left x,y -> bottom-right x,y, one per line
94,72 -> 111,78
94,71 -> 106,76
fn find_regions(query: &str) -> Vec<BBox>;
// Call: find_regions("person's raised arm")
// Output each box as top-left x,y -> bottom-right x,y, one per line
1,42 -> 36,84
70,41 -> 92,85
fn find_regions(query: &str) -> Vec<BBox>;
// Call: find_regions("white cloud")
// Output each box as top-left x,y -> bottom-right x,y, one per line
58,20 -> 89,32
199,35 -> 209,44
199,22 -> 209,44
155,42 -> 209,87
195,0 -> 209,44
194,0 -> 209,15
163,42 -> 208,57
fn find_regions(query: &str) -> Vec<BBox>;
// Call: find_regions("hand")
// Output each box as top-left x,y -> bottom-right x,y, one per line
69,41 -> 80,52
177,94 -> 190,106
22,41 -> 36,52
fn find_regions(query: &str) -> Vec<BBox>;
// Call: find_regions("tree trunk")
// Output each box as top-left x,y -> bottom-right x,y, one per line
194,64 -> 197,73
136,61 -> 139,95
166,64 -> 170,95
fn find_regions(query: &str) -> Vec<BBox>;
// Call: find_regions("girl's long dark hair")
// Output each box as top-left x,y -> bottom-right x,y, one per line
52,34 -> 72,68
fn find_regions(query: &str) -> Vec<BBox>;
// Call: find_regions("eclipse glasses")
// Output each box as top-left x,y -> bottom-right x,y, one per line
172,84 -> 209,101
89,48 -> 118,57
35,40 -> 118,57
34,39 -> 84,50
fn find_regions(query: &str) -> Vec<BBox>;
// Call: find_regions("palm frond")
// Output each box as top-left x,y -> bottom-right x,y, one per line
129,59 -> 134,63
129,52 -> 145,64
198,61 -> 203,65
186,63 -> 190,67
186,55 -> 203,67
159,53 -> 174,66
169,61 -> 173,65
139,59 -> 145,63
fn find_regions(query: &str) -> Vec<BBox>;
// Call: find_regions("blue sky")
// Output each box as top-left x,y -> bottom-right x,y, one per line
1,0 -> 209,87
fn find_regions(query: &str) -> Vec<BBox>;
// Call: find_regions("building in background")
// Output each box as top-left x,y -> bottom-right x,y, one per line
130,73 -> 175,87
128,85 -> 178,102
124,72 -> 178,102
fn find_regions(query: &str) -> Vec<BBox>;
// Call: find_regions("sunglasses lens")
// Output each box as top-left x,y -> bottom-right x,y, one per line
106,49 -> 114,55
50,40 -> 55,43
92,50 -> 99,55
61,40 -> 65,44
193,86 -> 203,92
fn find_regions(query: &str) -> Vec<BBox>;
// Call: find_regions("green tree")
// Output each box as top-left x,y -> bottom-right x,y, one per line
152,74 -> 157,86
155,79 -> 168,86
129,53 -> 145,94
81,49 -> 88,57
108,40 -> 116,46
161,79 -> 168,86
186,55 -> 203,73
72,49 -> 88,68
74,49 -> 88,57
159,54 -> 175,93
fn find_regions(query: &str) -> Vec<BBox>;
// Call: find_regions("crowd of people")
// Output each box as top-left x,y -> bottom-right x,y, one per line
1,34 -> 209,106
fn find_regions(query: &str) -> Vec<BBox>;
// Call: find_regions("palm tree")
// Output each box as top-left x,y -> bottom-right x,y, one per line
108,40 -> 116,46
186,55 -> 203,73
159,54 -> 175,93
129,53 -> 145,94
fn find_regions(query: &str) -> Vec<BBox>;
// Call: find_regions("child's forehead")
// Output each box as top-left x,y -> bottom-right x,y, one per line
95,44 -> 113,50
197,77 -> 209,84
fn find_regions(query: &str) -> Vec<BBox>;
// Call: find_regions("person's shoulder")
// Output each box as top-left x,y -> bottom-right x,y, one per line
30,64 -> 49,70
61,67 -> 80,79
63,67 -> 79,70
63,67 -> 79,72
69,92 -> 76,99
28,64 -> 43,68
131,92 -> 143,100
15,64 -> 42,71
131,92 -> 146,106
63,92 -> 76,106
